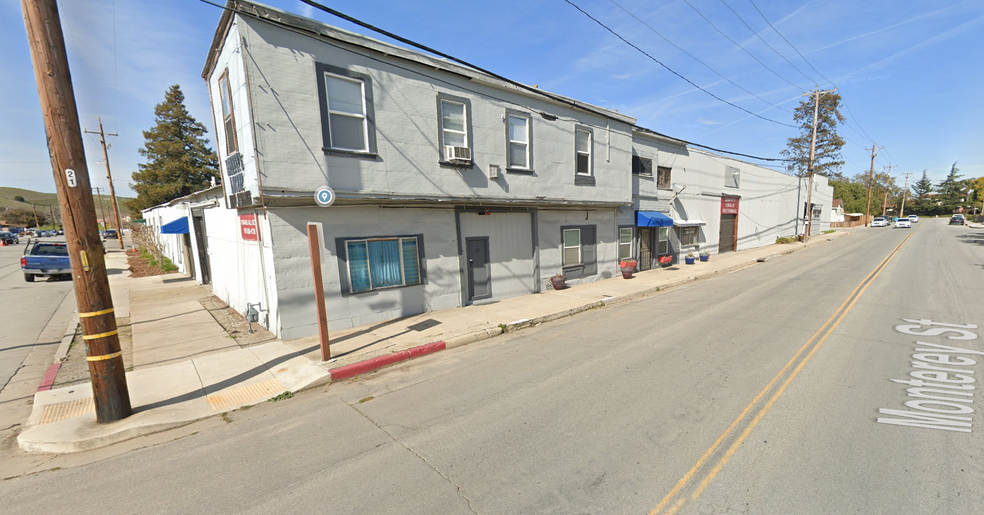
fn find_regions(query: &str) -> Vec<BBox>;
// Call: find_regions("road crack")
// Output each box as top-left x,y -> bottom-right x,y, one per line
349,403 -> 479,514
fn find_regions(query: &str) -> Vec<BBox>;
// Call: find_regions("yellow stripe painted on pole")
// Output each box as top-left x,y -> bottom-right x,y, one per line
79,307 -> 114,318
82,329 -> 118,341
86,351 -> 122,362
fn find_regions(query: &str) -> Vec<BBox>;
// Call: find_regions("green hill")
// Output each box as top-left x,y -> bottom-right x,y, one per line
0,187 -> 135,227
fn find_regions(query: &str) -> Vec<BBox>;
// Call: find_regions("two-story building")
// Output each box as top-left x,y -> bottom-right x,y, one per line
145,0 -> 830,341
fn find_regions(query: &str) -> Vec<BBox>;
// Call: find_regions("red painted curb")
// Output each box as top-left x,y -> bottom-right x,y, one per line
37,363 -> 61,392
328,341 -> 448,381
407,341 -> 445,359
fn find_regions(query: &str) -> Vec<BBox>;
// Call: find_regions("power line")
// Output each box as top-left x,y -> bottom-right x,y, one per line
717,0 -> 815,85
746,0 -> 833,86
563,0 -> 797,128
608,0 -> 792,115
678,0 -> 804,90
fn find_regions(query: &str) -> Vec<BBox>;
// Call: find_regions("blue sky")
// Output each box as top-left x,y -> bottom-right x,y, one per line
2,0 -> 982,197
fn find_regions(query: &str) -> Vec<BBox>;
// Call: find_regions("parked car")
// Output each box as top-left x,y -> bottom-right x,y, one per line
21,241 -> 71,282
103,229 -> 119,240
895,218 -> 911,228
871,217 -> 888,227
950,214 -> 965,225
907,215 -> 919,223
0,231 -> 20,244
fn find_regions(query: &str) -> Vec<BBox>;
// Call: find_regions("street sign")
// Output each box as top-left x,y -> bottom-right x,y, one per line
315,186 -> 335,207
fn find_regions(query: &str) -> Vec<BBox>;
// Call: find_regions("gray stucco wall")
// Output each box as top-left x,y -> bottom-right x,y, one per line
237,16 -> 634,206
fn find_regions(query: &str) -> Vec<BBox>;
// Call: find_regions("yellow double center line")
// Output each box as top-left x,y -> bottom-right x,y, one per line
652,232 -> 914,515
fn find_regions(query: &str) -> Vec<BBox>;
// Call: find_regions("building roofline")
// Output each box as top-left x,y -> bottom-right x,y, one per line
202,0 -> 636,125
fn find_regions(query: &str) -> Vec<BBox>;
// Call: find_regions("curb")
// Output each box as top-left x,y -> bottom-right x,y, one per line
52,315 -> 78,364
36,364 -> 61,392
328,341 -> 447,381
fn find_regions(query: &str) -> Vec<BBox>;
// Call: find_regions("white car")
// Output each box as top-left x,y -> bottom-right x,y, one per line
871,217 -> 888,227
907,215 -> 919,223
895,218 -> 911,228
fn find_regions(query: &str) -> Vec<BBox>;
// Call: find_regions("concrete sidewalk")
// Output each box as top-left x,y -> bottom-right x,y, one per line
16,232 -> 849,453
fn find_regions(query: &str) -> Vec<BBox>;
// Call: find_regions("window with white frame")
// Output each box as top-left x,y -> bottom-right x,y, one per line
507,114 -> 531,169
345,237 -> 421,293
325,73 -> 369,152
563,228 -> 581,266
575,128 -> 592,175
618,227 -> 633,260
440,99 -> 467,150
679,226 -> 699,246
657,227 -> 669,255
218,69 -> 238,155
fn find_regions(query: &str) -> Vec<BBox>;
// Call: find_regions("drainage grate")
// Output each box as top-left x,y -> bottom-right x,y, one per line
39,397 -> 95,425
206,378 -> 285,410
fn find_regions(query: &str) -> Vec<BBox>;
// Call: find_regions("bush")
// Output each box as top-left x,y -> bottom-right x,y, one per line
776,236 -> 797,244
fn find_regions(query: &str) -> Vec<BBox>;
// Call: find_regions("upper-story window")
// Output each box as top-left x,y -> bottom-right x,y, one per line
316,63 -> 377,155
218,69 -> 238,155
436,93 -> 473,164
632,155 -> 652,176
725,165 -> 740,188
575,128 -> 592,176
506,111 -> 532,171
657,166 -> 672,189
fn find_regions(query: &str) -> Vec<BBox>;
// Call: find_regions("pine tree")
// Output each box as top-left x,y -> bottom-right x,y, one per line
780,91 -> 846,179
909,170 -> 934,215
128,85 -> 219,212
936,162 -> 966,214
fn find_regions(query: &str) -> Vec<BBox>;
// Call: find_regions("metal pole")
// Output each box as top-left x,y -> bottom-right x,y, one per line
307,223 -> 330,361
21,0 -> 131,422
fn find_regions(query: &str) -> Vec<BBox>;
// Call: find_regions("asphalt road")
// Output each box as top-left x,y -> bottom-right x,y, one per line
0,238 -> 74,392
1,219 -> 981,514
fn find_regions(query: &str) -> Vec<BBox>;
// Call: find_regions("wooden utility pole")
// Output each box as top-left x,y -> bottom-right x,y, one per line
94,186 -> 107,230
84,119 -> 124,249
31,203 -> 40,229
48,204 -> 56,230
307,223 -> 331,361
880,165 -> 894,216
802,87 -> 836,244
21,0 -> 131,422
899,172 -> 912,218
864,144 -> 883,226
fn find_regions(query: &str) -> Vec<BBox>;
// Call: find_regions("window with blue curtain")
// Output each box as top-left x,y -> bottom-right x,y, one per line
346,237 -> 421,293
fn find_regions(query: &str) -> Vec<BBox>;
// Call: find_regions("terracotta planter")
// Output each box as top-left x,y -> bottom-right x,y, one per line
550,277 -> 566,290
620,267 -> 634,279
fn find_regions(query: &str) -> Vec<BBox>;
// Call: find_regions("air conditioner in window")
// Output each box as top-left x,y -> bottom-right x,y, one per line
445,145 -> 471,163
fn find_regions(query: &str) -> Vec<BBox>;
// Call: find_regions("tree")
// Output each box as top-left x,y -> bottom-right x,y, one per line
966,175 -> 984,214
829,179 -> 868,214
2,208 -> 48,227
13,195 -> 26,202
909,170 -> 934,215
128,85 -> 219,212
936,162 -> 966,214
781,91 -> 846,180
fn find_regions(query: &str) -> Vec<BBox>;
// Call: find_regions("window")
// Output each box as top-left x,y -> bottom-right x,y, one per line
725,165 -> 740,188
436,93 -> 473,163
679,226 -> 699,246
563,229 -> 581,266
632,156 -> 653,176
560,225 -> 597,278
507,113 -> 531,170
575,128 -> 592,176
657,227 -> 669,255
618,227 -> 633,260
345,237 -> 421,293
657,166 -> 672,189
218,70 -> 238,155
316,63 -> 376,155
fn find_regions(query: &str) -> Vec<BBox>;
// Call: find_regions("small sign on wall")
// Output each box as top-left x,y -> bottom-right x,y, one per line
721,196 -> 739,215
240,214 -> 259,241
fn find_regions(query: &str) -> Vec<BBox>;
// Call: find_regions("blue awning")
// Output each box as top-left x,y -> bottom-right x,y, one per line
160,217 -> 189,234
636,211 -> 674,227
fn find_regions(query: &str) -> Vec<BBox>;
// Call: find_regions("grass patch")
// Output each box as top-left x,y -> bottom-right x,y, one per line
775,236 -> 798,244
358,396 -> 374,404
268,391 -> 294,402
221,413 -> 232,424
822,229 -> 836,234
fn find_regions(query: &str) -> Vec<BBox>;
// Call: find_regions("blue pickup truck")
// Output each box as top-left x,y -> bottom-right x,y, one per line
21,241 -> 72,282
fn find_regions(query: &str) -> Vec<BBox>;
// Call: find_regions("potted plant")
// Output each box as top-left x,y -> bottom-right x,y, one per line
550,273 -> 566,290
619,259 -> 637,279
685,252 -> 697,265
699,250 -> 710,262
657,255 -> 673,266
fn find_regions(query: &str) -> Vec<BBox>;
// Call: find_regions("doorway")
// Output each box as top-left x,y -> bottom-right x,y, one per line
719,214 -> 737,253
192,213 -> 211,284
638,228 -> 653,271
466,237 -> 491,302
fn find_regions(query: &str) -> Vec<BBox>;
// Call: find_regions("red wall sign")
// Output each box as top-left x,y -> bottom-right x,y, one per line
239,214 -> 259,241
721,197 -> 740,215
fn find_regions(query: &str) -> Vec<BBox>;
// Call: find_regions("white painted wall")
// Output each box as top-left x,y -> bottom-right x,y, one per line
537,209 -> 619,286
142,205 -> 190,274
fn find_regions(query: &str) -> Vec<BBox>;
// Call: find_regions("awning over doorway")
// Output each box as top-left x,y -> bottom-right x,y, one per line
673,219 -> 706,227
160,217 -> 190,234
636,211 -> 674,227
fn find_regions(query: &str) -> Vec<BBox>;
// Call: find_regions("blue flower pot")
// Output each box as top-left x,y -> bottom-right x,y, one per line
685,257 -> 696,265
699,254 -> 709,262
